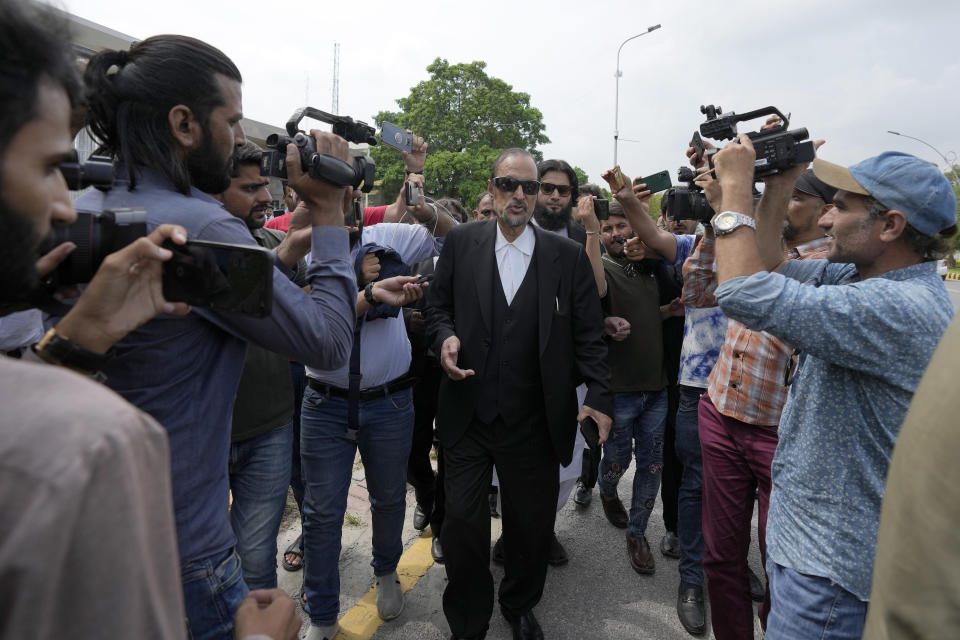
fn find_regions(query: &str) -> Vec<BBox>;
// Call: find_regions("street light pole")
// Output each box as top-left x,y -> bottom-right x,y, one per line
887,130 -> 958,185
614,24 -> 661,166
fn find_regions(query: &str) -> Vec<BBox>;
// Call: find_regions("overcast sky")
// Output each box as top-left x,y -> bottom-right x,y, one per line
59,0 -> 960,191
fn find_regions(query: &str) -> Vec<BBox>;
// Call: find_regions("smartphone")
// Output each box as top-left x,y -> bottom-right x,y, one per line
414,274 -> 433,285
381,121 -> 413,153
162,239 -> 274,317
593,198 -> 610,220
690,131 -> 706,166
633,170 -> 672,194
607,165 -> 627,192
580,416 -> 600,450
404,181 -> 422,207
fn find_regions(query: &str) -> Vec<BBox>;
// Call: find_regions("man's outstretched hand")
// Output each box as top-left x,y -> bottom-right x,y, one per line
440,336 -> 475,381
578,405 -> 612,444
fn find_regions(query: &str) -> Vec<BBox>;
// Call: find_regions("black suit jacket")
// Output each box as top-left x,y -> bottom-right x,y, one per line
425,219 -> 612,466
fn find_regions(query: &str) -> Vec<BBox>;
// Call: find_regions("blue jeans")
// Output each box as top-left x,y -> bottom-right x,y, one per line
765,560 -> 867,640
181,548 -> 249,640
300,385 -> 414,626
229,421 -> 293,590
675,385 -> 706,586
598,389 -> 668,539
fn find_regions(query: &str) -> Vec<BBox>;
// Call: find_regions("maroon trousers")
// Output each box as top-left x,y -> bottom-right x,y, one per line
698,394 -> 777,640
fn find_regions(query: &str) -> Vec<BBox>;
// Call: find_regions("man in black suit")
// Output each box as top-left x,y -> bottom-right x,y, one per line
426,148 -> 613,640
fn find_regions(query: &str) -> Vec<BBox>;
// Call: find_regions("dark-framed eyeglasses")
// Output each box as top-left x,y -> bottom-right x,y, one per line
540,182 -> 572,196
493,176 -> 540,195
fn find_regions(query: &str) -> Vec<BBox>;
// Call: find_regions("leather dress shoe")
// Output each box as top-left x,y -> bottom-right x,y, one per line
492,536 -> 504,565
504,610 -> 544,640
431,536 -> 444,564
489,492 -> 500,518
626,534 -> 655,574
660,531 -> 680,559
600,493 -> 628,529
413,503 -> 430,531
573,480 -> 592,506
677,583 -> 706,635
547,533 -> 568,566
748,565 -> 764,602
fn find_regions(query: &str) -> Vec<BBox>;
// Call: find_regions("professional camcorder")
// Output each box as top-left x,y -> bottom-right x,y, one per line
699,104 -> 815,180
662,166 -> 714,223
261,107 -> 376,192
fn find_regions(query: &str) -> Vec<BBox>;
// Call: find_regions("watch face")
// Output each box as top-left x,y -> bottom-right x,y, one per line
715,212 -> 737,231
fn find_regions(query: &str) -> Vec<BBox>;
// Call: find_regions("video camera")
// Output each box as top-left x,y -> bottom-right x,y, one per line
261,107 -> 376,192
699,104 -> 815,180
662,166 -> 714,223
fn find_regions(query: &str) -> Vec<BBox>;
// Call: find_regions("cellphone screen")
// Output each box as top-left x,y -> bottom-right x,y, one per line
162,239 -> 274,317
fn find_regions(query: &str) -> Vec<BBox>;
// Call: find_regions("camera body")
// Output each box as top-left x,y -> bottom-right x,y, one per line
260,107 -> 376,192
663,167 -> 714,223
58,151 -> 114,191
40,208 -> 147,285
699,104 -> 815,180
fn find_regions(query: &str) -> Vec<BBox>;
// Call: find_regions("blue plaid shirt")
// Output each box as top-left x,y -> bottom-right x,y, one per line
715,259 -> 953,599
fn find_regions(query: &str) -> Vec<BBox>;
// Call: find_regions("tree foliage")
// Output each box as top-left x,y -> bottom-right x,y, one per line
370,58 -> 549,210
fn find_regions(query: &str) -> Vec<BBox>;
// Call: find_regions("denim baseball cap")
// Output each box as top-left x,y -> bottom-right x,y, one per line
813,152 -> 956,235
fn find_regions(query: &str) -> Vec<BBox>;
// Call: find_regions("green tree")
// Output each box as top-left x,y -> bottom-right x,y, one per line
370,58 -> 549,209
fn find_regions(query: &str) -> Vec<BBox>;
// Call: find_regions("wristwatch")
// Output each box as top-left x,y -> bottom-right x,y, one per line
710,211 -> 757,236
32,327 -> 115,379
363,282 -> 379,306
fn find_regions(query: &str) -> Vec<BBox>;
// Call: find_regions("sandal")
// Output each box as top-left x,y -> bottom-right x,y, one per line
282,534 -> 304,572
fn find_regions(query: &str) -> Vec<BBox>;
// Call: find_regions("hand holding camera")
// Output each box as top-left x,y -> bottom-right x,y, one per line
284,130 -> 356,226
713,134 -> 758,217
573,194 -> 601,231
54,224 -> 192,354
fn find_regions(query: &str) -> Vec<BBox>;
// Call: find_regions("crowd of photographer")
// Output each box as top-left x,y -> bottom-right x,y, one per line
2,1 -> 959,639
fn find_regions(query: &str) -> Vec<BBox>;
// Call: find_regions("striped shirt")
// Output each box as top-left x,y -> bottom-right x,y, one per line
685,234 -> 828,426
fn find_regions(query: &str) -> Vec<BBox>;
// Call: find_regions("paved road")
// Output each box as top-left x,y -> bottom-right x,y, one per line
278,458 -> 764,640
944,278 -> 960,311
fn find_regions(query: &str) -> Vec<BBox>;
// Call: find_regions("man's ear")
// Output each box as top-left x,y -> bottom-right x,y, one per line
168,104 -> 202,151
878,209 -> 909,243
487,179 -> 494,198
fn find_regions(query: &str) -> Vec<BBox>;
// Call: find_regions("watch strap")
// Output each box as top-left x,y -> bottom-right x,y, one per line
33,327 -> 115,375
363,282 -> 378,306
711,211 -> 757,236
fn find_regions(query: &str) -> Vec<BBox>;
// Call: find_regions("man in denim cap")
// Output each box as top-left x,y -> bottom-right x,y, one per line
706,143 -> 956,640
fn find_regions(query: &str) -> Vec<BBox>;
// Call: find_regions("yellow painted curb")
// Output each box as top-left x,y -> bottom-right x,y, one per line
334,536 -> 436,639
946,271 -> 960,281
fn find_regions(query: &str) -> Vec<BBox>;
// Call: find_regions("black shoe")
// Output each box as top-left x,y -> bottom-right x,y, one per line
547,532 -> 568,567
504,610 -> 544,640
489,492 -> 500,518
492,536 -> 504,565
432,536 -> 444,564
573,480 -> 592,506
677,583 -> 706,636
413,503 -> 431,531
600,492 -> 628,529
748,566 -> 764,602
660,531 -> 680,559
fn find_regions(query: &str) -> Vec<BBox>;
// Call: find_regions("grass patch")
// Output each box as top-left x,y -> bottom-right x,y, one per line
344,513 -> 363,526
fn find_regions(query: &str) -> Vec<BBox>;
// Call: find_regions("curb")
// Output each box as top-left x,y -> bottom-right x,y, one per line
947,271 -> 960,281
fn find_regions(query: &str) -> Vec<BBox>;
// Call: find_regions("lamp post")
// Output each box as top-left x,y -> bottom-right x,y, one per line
614,24 -> 661,166
887,130 -> 958,185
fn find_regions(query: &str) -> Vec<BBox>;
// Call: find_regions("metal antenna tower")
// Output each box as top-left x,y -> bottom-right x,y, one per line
331,42 -> 340,113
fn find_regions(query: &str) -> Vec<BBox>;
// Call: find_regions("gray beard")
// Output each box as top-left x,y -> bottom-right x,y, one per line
533,201 -> 572,231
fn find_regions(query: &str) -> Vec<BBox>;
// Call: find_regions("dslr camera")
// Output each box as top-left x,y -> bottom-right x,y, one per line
662,167 -> 714,223
59,150 -> 115,191
39,208 -> 147,286
699,104 -> 815,180
261,107 -> 376,192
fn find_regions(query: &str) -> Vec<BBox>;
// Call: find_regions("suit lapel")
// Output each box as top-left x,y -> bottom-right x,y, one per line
473,220 -> 497,335
533,225 -> 560,356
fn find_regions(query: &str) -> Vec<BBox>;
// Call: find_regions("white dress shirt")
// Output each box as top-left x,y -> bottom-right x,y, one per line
495,223 -> 536,305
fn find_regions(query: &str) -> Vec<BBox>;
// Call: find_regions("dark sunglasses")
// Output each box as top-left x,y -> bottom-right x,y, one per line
493,176 -> 540,195
540,182 -> 572,196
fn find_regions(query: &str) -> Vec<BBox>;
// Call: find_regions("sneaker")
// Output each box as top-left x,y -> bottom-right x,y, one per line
573,480 -> 593,506
376,571 -> 404,620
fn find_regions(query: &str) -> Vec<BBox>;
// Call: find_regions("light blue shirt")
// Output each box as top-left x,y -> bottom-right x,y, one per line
715,259 -> 953,599
307,223 -> 436,388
